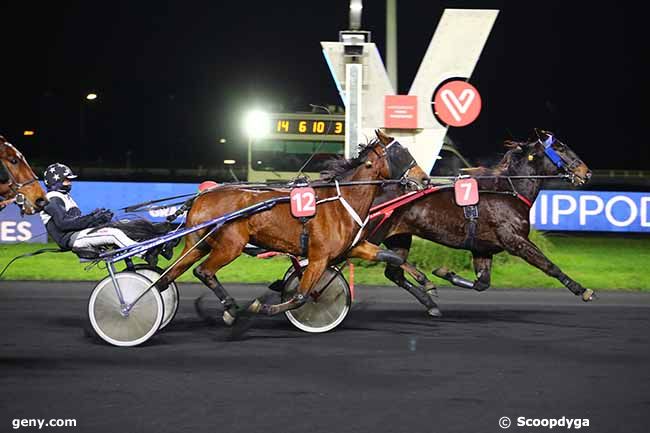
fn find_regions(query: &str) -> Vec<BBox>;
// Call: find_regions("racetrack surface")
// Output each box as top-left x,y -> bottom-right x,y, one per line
1,281 -> 649,433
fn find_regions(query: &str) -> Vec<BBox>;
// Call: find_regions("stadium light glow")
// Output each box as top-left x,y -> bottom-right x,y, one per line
244,110 -> 271,138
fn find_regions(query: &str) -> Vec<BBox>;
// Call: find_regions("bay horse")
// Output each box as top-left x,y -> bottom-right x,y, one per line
366,129 -> 594,316
0,135 -> 48,214
154,131 -> 433,325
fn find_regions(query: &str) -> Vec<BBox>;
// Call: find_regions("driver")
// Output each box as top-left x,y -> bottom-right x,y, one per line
39,163 -> 143,256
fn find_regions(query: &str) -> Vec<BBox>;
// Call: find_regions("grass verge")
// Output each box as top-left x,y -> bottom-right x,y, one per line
1,234 -> 648,291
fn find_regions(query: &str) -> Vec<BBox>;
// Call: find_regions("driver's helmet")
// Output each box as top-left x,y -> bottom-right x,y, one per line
43,163 -> 78,192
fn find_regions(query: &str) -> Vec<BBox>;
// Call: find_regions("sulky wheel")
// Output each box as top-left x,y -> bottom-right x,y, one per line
87,272 -> 164,347
131,264 -> 179,330
281,265 -> 351,333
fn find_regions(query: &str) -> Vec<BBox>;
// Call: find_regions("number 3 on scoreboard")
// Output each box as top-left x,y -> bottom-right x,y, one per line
290,187 -> 317,218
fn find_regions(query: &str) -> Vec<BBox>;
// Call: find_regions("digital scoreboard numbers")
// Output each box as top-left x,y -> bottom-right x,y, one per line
275,118 -> 344,136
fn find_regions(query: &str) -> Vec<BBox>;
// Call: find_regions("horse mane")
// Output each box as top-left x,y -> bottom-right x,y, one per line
463,139 -> 530,177
319,140 -> 377,181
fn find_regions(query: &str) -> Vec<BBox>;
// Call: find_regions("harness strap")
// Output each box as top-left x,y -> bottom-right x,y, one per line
515,193 -> 533,208
335,181 -> 366,226
316,180 -> 369,248
366,186 -> 443,239
462,205 -> 480,250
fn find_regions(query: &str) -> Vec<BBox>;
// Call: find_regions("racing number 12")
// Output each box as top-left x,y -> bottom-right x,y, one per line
290,187 -> 316,217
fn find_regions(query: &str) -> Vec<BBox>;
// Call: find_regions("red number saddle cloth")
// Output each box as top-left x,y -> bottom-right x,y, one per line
454,178 -> 479,206
290,187 -> 317,218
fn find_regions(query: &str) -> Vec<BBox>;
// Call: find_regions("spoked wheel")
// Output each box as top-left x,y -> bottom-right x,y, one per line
281,266 -> 351,333
131,264 -> 179,329
87,272 -> 164,347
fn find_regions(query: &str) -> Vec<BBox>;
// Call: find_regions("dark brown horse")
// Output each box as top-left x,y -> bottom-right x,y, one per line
366,129 -> 594,316
155,131 -> 433,324
0,135 -> 47,214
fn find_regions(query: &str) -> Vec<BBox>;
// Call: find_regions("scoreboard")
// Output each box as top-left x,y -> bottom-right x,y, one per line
270,114 -> 345,137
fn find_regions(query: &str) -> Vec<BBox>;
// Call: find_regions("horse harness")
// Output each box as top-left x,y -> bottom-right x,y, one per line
0,159 -> 40,211
455,134 -> 577,250
291,139 -> 418,256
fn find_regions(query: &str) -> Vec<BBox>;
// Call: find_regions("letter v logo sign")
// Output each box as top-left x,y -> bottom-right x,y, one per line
322,9 -> 499,173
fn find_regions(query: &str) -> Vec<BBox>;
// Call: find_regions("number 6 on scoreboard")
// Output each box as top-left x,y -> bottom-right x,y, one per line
290,187 -> 317,218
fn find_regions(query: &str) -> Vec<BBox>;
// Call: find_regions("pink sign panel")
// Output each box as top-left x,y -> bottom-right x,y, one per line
454,178 -> 479,206
384,95 -> 418,129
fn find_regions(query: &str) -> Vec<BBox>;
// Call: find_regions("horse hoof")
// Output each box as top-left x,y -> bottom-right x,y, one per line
420,277 -> 434,289
582,289 -> 596,302
194,295 -> 218,325
247,299 -> 262,314
426,307 -> 443,318
426,288 -> 439,298
222,309 -> 237,326
432,267 -> 450,278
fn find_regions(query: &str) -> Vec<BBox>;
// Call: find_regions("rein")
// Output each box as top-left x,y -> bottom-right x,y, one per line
121,192 -> 199,212
121,179 -> 414,213
0,196 -> 16,208
429,174 -> 570,181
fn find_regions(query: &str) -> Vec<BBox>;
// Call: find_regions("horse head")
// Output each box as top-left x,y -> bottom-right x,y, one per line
320,130 -> 425,185
0,135 -> 48,214
373,129 -> 429,183
506,130 -> 592,186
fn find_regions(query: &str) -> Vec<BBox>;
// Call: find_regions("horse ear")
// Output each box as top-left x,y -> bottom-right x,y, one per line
504,140 -> 523,151
375,129 -> 394,145
534,128 -> 553,140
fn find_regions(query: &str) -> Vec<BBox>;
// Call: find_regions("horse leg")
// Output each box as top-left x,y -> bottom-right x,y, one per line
432,253 -> 493,292
154,235 -> 209,291
382,235 -> 441,317
189,225 -> 250,325
193,249 -> 246,326
350,241 -> 436,288
501,236 -> 595,301
250,258 -> 329,316
472,254 -> 493,291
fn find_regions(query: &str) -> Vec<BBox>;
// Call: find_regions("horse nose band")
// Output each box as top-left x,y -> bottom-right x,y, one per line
541,136 -> 582,172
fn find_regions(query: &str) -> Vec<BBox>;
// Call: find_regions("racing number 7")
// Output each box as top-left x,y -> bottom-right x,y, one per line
461,182 -> 472,201
454,178 -> 479,206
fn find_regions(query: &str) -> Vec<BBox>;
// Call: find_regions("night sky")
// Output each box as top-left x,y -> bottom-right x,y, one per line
0,1 -> 646,170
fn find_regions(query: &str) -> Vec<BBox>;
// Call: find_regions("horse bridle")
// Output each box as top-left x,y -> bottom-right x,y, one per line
0,155 -> 42,211
369,139 -> 417,180
540,135 -> 583,173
